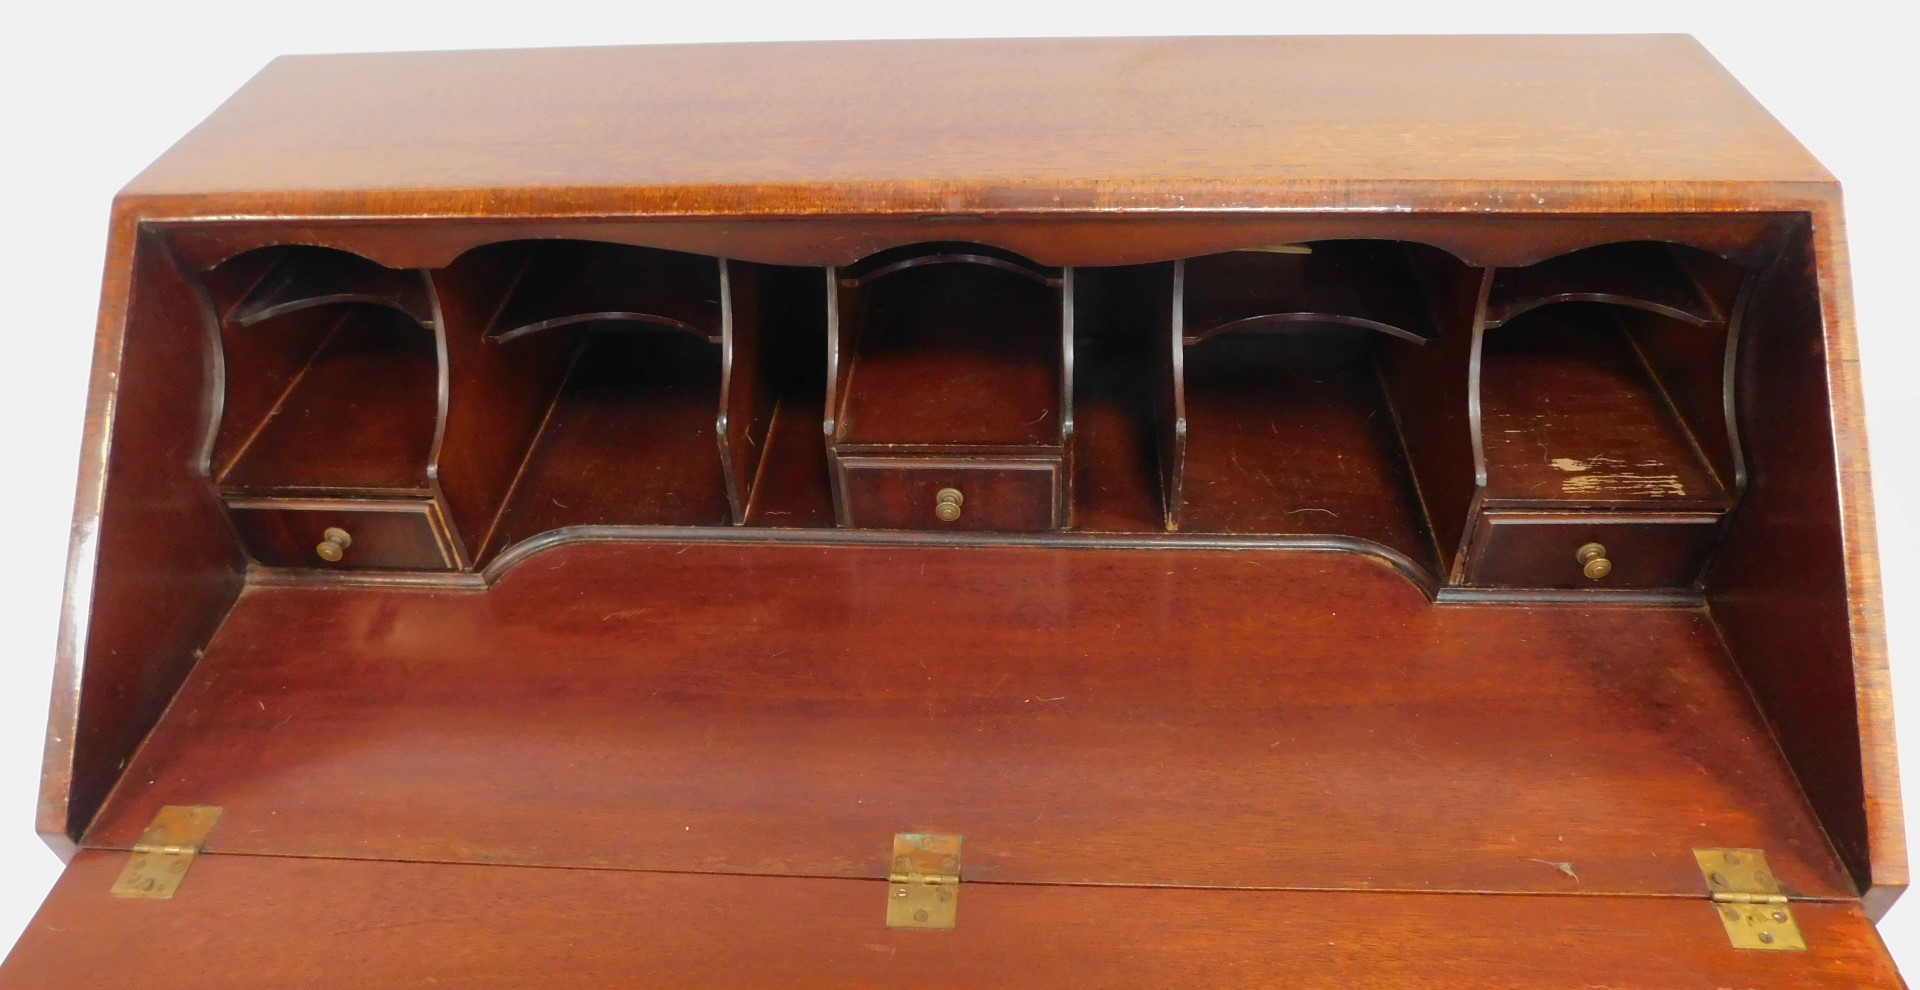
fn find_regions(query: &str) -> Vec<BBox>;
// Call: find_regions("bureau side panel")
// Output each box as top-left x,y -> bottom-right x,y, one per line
1707,205 -> 1905,916
38,217 -> 245,852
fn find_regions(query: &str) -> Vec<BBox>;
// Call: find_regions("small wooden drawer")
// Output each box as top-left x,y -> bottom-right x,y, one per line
837,457 -> 1062,531
226,498 -> 460,571
1462,511 -> 1720,589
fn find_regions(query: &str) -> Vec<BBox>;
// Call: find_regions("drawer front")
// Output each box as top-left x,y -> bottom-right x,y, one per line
1463,512 -> 1719,589
838,457 -> 1061,531
227,498 -> 459,571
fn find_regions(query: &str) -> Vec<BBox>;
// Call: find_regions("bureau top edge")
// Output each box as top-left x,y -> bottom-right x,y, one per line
117,35 -> 1832,209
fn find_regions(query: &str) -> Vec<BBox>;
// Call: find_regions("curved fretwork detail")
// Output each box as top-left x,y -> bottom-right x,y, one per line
220,245 -> 435,329
836,242 -> 1063,289
485,240 -> 725,343
1484,241 -> 1744,330
1181,241 -> 1440,346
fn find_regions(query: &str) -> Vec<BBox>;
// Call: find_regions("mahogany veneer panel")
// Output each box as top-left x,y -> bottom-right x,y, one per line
119,36 -> 1830,222
89,542 -> 1847,899
1,852 -> 1900,990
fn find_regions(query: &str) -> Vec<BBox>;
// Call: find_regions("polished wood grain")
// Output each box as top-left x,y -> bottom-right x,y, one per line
118,37 -> 1831,221
1,852 -> 1903,990
1809,210 -> 1908,919
86,541 -> 1848,899
204,262 -> 339,480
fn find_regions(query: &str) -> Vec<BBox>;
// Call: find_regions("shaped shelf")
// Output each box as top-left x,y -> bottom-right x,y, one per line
1181,242 -> 1439,345
1484,241 -> 1740,329
489,241 -> 724,343
224,245 -> 434,328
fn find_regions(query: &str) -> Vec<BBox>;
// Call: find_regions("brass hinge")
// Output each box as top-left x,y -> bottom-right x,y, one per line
887,833 -> 961,930
1694,848 -> 1805,951
111,806 -> 222,899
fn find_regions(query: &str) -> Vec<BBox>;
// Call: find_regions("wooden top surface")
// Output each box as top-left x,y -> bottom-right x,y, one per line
121,35 -> 1831,219
0,852 -> 1901,990
86,541 -> 1849,900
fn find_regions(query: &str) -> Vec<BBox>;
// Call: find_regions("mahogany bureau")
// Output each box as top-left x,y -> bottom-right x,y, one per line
0,34 -> 1905,989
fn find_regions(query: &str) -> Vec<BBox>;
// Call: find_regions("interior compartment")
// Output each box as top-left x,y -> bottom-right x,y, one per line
826,244 -> 1074,530
1062,264 -> 1170,532
1475,240 -> 1745,512
1175,329 -> 1432,558
1476,302 -> 1732,510
829,244 -> 1071,452
464,241 -> 781,560
1159,243 -> 1474,573
485,330 -> 734,547
206,246 -> 441,497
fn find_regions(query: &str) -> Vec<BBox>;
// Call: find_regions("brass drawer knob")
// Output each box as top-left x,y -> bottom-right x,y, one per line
315,527 -> 353,563
934,487 -> 965,523
1576,542 -> 1612,581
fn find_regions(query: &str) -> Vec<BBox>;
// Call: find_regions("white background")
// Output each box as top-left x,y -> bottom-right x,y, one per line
2,0 -> 1916,972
